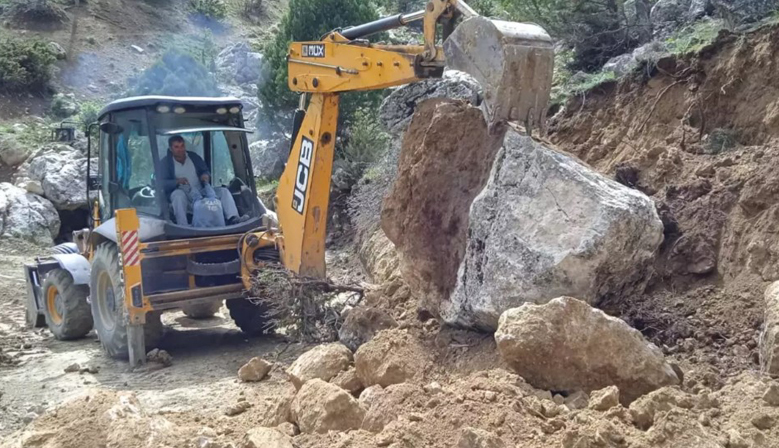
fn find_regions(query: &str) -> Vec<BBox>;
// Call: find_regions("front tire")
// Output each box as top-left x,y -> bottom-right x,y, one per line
226,298 -> 271,336
90,243 -> 163,359
42,269 -> 93,340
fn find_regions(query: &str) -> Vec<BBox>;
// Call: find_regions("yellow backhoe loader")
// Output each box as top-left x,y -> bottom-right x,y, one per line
24,0 -> 554,366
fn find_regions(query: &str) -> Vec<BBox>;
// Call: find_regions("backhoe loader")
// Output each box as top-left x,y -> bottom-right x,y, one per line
24,0 -> 554,367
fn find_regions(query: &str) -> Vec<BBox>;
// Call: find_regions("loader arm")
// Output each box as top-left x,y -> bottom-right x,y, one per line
276,0 -> 554,278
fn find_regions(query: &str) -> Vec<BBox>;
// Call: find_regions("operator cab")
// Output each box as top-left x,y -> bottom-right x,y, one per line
92,96 -> 267,241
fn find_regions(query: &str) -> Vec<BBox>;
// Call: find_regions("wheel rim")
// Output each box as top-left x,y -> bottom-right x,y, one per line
97,270 -> 117,331
46,285 -> 63,325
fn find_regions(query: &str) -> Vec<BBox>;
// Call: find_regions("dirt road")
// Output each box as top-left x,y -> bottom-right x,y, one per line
0,240 -> 310,443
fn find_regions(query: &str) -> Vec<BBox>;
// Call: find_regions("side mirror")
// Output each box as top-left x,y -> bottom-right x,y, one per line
88,174 -> 102,191
99,122 -> 124,135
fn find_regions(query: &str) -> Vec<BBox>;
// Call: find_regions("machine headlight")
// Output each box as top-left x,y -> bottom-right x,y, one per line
156,105 -> 170,113
229,106 -> 241,114
216,107 -> 228,115
173,106 -> 186,114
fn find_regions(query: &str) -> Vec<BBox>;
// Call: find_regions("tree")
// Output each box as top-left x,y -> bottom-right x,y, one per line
260,0 -> 385,121
500,0 -> 638,72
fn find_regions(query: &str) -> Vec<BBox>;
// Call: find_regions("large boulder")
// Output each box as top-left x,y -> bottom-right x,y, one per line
27,146 -> 91,210
286,343 -> 352,390
0,183 -> 60,245
494,297 -> 680,404
216,42 -> 269,87
354,329 -> 429,388
291,379 -> 366,434
623,0 -> 653,43
760,281 -> 779,376
379,70 -> 481,135
381,99 -> 505,316
338,306 -> 398,352
443,132 -> 663,330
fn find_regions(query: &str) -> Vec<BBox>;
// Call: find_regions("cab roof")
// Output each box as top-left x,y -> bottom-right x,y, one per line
98,96 -> 243,119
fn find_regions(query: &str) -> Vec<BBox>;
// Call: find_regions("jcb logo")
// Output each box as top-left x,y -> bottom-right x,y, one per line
302,44 -> 325,58
292,137 -> 314,214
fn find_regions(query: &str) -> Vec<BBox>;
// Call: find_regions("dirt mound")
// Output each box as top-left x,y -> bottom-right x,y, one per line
548,23 -> 779,378
381,99 -> 505,317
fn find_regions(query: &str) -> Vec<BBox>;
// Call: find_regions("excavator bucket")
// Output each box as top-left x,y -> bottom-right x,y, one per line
443,16 -> 554,133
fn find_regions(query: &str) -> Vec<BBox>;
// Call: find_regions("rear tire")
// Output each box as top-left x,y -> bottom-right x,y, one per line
42,269 -> 93,340
182,300 -> 222,319
90,243 -> 163,359
226,298 -> 271,336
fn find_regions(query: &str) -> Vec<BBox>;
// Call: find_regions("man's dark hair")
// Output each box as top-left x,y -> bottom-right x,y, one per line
168,135 -> 185,148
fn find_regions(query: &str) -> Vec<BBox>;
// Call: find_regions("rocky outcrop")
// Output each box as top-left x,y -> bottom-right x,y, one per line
457,427 -> 506,448
494,297 -> 680,404
0,183 -> 60,245
443,132 -> 663,330
760,281 -> 779,376
338,306 -> 398,352
381,99 -> 505,316
26,145 -> 91,210
354,329 -> 429,388
216,42 -> 268,89
286,343 -> 352,390
291,379 -> 366,434
249,138 -> 289,180
380,70 -> 481,135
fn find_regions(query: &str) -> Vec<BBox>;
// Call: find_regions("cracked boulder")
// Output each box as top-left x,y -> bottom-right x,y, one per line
442,132 -> 663,330
381,99 -> 505,316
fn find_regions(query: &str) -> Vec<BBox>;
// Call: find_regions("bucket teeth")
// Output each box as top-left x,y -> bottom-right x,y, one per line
444,16 -> 555,133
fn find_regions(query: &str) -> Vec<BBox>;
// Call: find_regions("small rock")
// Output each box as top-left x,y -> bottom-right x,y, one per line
376,433 -> 394,447
22,412 -> 38,424
553,394 -> 565,405
423,381 -> 443,394
589,386 -> 620,411
224,401 -> 251,416
79,365 -> 100,374
484,391 -> 498,402
565,391 -> 589,410
198,427 -> 217,438
194,436 -> 219,448
763,384 -> 779,406
64,363 -> 80,373
146,349 -> 173,367
408,413 -> 423,422
242,427 -> 293,448
457,427 -> 505,448
286,343 -> 352,390
330,367 -> 363,394
291,379 -> 366,434
276,422 -> 299,437
727,429 -> 749,448
238,357 -> 272,382
355,329 -> 429,388
751,413 -> 776,430
338,306 -> 398,352
131,45 -> 144,54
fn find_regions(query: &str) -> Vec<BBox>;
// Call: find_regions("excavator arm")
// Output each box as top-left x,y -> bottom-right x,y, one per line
275,0 -> 554,278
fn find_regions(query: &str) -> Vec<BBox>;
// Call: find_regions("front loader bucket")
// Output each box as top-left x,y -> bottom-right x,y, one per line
443,16 -> 554,133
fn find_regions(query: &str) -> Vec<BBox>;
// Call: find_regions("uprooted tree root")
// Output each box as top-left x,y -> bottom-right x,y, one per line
249,264 -> 364,342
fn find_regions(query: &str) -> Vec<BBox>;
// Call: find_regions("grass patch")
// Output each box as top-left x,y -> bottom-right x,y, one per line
665,19 -> 724,55
552,68 -> 617,106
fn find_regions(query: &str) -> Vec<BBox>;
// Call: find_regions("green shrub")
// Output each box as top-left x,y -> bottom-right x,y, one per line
78,101 -> 102,131
131,50 -> 219,97
705,128 -> 739,154
339,107 -> 391,179
552,68 -> 616,105
0,37 -> 56,91
260,0 -> 383,121
665,19 -> 724,55
191,0 -> 227,20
